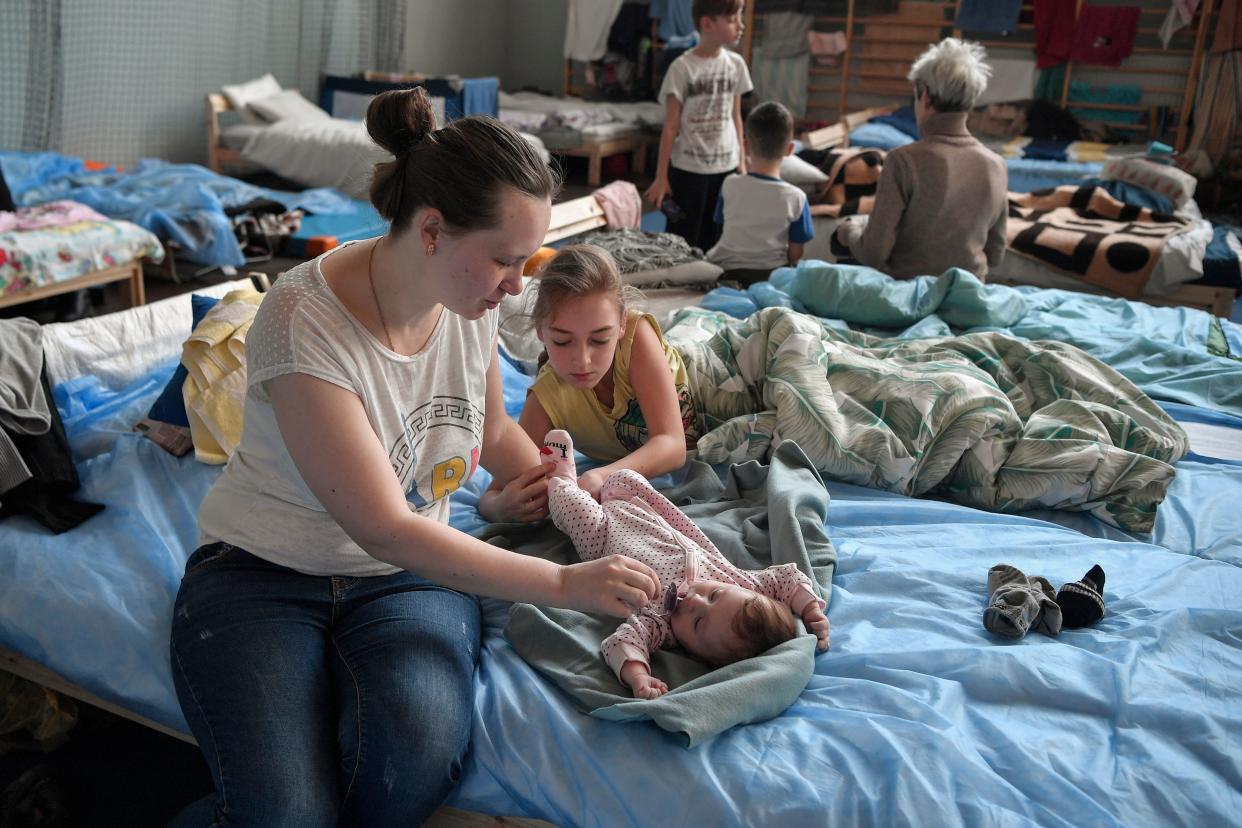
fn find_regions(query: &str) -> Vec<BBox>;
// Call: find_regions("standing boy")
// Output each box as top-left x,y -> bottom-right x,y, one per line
644,0 -> 753,251
707,101 -> 814,285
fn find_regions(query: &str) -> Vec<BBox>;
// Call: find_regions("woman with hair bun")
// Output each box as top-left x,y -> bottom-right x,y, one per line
168,88 -> 663,825
837,38 -> 1009,279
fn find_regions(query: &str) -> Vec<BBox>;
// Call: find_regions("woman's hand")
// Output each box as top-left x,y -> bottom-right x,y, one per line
479,463 -> 551,524
559,555 -> 662,618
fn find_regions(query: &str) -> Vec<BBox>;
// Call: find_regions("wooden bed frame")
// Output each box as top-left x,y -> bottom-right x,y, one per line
547,132 -> 654,187
544,194 -> 607,244
0,259 -> 145,312
204,92 -> 258,175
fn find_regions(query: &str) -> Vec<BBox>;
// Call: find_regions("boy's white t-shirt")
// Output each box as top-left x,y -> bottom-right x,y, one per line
708,172 -> 813,270
197,242 -> 497,577
659,48 -> 754,174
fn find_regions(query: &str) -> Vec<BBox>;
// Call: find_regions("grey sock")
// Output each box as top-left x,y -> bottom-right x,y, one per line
983,564 -> 1062,639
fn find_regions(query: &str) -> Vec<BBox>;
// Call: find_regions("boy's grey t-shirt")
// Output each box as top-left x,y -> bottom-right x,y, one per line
659,49 -> 754,174
198,242 -> 497,577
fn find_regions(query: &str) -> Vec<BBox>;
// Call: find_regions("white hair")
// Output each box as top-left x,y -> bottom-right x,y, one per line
907,38 -> 992,112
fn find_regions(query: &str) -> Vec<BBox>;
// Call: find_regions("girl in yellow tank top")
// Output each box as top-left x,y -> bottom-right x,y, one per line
519,244 -> 703,499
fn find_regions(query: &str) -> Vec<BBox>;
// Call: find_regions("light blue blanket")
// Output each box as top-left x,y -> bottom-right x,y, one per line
0,152 -> 355,267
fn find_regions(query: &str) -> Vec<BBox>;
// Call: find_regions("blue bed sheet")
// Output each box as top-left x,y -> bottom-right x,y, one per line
0,152 -> 356,268
0,307 -> 1240,826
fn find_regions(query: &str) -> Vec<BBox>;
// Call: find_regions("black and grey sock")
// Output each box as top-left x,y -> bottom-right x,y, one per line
1057,565 -> 1106,628
983,564 -> 1063,639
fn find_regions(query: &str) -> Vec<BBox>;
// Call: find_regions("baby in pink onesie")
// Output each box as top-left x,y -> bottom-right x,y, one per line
541,430 -> 830,699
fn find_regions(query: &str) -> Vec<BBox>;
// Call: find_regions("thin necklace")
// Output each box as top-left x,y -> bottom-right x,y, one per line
367,238 -> 394,352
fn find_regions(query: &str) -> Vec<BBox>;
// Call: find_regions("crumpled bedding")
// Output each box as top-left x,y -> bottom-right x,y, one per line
0,152 -> 354,267
666,283 -> 1189,532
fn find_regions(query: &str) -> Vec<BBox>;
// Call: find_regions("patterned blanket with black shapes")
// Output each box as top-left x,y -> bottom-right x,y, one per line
1006,185 -> 1192,298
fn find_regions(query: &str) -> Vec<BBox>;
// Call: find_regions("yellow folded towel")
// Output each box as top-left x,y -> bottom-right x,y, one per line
1068,141 -> 1110,163
181,288 -> 264,464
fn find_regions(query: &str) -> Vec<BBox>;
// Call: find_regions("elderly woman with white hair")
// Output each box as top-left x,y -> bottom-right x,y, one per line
837,38 -> 1008,279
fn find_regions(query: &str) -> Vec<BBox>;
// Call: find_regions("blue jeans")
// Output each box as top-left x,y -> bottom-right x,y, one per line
168,542 -> 482,827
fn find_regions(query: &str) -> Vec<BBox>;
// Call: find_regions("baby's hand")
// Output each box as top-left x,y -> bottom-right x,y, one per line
578,468 -> 607,502
620,660 -> 668,699
630,673 -> 669,700
803,604 -> 831,652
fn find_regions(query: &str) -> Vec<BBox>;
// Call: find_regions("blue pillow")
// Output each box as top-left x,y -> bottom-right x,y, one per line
146,294 -> 220,427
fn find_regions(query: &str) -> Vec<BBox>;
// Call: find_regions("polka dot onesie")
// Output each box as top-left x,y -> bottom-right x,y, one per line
547,469 -> 822,681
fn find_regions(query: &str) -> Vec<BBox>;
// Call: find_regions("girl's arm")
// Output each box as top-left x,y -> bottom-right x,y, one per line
268,371 -> 660,616
578,317 -> 687,498
479,346 -> 550,523
517,386 -> 554,447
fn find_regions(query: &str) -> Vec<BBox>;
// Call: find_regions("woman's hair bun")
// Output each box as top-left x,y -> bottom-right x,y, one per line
366,87 -> 436,158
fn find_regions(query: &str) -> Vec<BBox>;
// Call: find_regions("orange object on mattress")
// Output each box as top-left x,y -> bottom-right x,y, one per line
305,236 -> 341,257
523,246 -> 557,275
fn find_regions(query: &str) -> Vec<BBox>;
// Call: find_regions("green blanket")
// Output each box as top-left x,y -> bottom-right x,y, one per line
496,442 -> 835,747
667,305 -> 1188,533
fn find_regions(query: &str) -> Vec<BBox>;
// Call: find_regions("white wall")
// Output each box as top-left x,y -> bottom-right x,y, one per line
402,1 -> 567,93
403,0 -> 507,78
502,0 -> 568,94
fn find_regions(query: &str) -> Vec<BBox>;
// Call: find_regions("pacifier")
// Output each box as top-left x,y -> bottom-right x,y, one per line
662,580 -> 690,614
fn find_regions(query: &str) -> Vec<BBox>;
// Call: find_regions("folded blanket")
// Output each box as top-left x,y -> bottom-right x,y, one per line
181,288 -> 263,464
666,304 -> 1188,533
1007,185 -> 1192,299
499,441 -> 835,747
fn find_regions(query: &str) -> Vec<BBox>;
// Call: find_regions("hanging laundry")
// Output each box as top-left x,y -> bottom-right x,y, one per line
756,11 -> 812,58
1213,0 -> 1242,53
650,0 -> 695,42
955,0 -> 1023,35
751,53 -> 811,117
1034,0 -> 1077,68
807,31 -> 848,67
978,57 -> 1037,104
565,0 -> 625,62
1070,6 -> 1141,67
1159,0 -> 1201,48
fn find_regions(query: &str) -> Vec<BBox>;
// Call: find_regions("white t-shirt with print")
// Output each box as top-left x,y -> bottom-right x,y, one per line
659,48 -> 754,174
198,242 -> 497,577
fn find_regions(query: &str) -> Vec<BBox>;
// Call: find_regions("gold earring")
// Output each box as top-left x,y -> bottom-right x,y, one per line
426,243 -> 436,256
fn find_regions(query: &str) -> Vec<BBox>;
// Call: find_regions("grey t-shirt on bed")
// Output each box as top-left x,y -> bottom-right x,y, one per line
198,242 -> 498,577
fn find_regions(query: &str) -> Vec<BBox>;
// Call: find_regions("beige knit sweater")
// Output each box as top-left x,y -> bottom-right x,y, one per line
841,111 -> 1008,279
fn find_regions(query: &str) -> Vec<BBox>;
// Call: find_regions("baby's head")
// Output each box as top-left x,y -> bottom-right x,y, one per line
745,101 -> 795,163
530,244 -> 642,390
670,580 -> 798,667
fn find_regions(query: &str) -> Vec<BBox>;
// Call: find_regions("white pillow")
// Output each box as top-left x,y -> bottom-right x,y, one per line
248,89 -> 330,123
221,74 -> 283,125
780,154 -> 828,186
